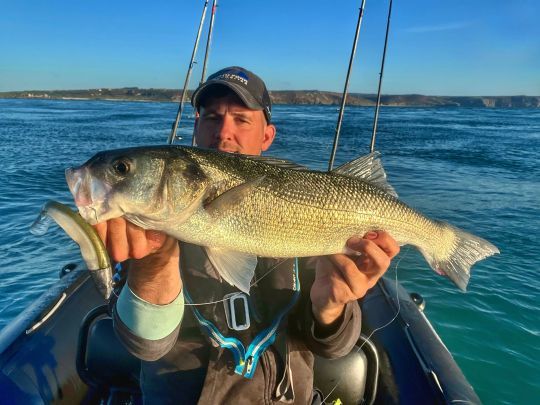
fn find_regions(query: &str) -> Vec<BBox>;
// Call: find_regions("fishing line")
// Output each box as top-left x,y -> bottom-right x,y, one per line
178,245 -> 413,402
322,246 -> 411,403
183,257 -> 289,306
180,243 -> 413,403
90,206 -> 99,224
110,256 -> 289,306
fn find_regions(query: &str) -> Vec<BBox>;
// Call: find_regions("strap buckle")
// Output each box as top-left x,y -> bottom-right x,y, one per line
223,292 -> 251,331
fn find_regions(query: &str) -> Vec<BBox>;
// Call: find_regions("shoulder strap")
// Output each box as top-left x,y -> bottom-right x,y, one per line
183,258 -> 301,379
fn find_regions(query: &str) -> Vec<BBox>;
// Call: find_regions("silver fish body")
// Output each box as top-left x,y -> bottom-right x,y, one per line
66,145 -> 499,293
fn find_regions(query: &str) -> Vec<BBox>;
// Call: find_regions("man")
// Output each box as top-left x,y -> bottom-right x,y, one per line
97,67 -> 399,403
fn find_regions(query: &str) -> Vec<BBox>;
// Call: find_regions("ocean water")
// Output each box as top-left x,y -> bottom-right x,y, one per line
0,99 -> 538,403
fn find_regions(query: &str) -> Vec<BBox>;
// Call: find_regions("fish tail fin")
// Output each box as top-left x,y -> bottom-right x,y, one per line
30,208 -> 54,235
419,224 -> 499,291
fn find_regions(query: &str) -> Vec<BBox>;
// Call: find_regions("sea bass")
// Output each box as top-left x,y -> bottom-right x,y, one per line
65,145 -> 499,293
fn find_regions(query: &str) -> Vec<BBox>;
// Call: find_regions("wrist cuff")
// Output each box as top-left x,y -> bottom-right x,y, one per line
116,284 -> 184,340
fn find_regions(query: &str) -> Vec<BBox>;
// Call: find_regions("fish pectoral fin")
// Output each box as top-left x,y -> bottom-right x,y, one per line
205,247 -> 257,294
204,176 -> 265,215
332,151 -> 398,197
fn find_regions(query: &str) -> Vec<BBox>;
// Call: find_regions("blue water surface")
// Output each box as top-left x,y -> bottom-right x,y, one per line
0,99 -> 538,403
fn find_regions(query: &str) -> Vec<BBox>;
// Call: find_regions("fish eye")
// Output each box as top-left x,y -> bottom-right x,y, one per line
112,159 -> 130,176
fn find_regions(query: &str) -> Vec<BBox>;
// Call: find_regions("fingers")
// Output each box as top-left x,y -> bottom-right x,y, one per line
325,254 -> 372,297
93,218 -> 169,262
106,218 -> 129,262
145,230 -> 167,252
346,231 -> 400,280
348,231 -> 400,259
94,222 -> 108,245
126,222 -> 149,259
322,231 -> 400,298
351,239 -> 390,275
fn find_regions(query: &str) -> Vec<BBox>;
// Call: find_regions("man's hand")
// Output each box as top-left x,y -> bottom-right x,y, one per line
95,218 -> 169,262
95,218 -> 181,305
310,231 -> 400,328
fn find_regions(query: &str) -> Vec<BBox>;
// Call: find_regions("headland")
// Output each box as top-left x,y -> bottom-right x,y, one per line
1,88 -> 538,108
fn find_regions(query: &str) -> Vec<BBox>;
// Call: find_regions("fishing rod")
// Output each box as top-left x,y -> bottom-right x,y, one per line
193,0 -> 219,146
324,4 -> 399,402
370,0 -> 393,153
327,0 -> 367,171
200,0 -> 218,86
167,0 -> 209,145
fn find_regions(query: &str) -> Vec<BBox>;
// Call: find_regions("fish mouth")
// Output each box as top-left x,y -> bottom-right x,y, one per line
75,205 -> 102,225
65,167 -> 110,224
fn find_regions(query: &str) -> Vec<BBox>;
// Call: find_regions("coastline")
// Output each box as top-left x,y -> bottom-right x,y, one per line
1,89 -> 538,108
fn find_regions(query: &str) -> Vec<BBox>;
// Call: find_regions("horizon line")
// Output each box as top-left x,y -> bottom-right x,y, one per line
0,88 -> 538,99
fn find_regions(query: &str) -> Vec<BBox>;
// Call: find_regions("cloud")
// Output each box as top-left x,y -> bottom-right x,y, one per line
403,21 -> 472,33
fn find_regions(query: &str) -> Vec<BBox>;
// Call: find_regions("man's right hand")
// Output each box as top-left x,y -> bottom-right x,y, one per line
95,218 -> 182,305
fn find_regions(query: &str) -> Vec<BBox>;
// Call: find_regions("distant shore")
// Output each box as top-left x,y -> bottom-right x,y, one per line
1,88 -> 538,108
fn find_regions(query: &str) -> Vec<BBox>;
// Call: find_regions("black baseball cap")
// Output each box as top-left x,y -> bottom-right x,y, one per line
191,66 -> 272,122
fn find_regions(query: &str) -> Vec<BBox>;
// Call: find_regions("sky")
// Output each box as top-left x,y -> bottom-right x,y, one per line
0,0 -> 538,96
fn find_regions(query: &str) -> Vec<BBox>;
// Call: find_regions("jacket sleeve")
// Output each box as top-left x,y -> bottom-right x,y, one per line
112,282 -> 184,361
290,258 -> 362,359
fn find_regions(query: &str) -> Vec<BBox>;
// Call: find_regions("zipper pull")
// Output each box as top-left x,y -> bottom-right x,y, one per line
245,356 -> 254,375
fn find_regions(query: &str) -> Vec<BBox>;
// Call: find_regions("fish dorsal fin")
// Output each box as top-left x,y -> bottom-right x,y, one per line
247,155 -> 308,171
332,151 -> 398,197
204,176 -> 266,215
205,246 -> 257,293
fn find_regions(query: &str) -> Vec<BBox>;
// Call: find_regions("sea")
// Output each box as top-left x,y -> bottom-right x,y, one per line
0,98 -> 538,403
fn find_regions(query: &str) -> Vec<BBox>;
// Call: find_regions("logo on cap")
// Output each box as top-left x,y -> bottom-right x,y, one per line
214,69 -> 249,86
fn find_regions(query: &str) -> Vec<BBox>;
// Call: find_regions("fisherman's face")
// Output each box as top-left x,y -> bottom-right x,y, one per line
194,92 -> 276,156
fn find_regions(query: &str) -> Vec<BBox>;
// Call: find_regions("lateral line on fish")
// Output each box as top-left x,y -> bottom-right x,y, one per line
250,192 -> 426,230
256,189 -> 398,215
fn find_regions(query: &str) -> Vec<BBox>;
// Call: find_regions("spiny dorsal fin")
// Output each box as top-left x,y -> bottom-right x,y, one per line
332,151 -> 398,197
247,155 -> 308,171
205,246 -> 257,293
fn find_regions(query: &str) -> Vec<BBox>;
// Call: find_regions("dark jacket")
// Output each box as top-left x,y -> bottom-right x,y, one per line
113,243 -> 361,404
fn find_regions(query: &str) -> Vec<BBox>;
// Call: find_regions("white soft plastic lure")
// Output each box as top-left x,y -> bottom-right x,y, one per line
31,200 -> 113,299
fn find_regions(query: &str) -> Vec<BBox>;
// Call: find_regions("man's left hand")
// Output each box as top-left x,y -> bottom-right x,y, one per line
310,231 -> 400,327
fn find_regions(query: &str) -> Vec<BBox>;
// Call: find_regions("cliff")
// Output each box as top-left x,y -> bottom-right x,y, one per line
1,88 -> 538,108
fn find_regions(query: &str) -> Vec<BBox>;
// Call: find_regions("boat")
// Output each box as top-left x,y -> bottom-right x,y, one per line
0,262 -> 480,403
0,1 -> 482,403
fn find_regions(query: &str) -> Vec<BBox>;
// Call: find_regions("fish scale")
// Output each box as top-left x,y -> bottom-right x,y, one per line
177,148 -> 485,269
66,145 -> 499,293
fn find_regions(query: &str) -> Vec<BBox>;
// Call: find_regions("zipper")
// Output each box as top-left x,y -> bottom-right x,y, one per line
245,356 -> 254,375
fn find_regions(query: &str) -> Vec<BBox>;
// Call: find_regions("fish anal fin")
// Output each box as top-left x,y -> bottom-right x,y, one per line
205,247 -> 257,293
332,151 -> 397,197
